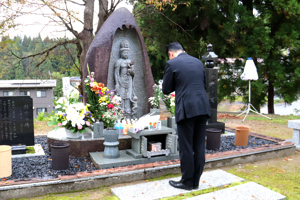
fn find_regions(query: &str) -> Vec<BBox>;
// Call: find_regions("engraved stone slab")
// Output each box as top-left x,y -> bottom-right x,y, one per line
0,96 -> 34,146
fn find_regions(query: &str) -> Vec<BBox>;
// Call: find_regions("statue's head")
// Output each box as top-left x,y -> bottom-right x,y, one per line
120,40 -> 130,59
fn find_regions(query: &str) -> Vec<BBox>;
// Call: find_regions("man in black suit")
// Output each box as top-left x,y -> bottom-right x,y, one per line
162,42 -> 211,190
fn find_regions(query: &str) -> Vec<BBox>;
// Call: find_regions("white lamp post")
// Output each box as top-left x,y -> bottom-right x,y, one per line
237,57 -> 272,122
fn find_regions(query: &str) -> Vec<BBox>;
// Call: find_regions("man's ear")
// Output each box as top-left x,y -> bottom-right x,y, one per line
168,51 -> 174,59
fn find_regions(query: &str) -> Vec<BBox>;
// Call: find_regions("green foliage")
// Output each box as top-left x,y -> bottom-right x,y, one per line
0,35 -> 79,99
135,0 -> 300,113
36,111 -> 46,121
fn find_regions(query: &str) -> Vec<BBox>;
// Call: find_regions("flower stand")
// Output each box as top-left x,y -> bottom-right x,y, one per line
103,128 -> 120,158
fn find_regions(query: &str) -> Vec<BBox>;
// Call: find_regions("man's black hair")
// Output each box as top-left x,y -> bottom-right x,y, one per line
166,42 -> 183,56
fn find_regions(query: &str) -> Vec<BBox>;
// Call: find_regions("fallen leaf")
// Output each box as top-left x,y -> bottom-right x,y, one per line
213,197 -> 216,199
235,189 -> 237,191
75,165 -> 79,168
224,184 -> 230,187
146,180 -> 149,182
5,182 -> 8,184
86,165 -> 89,167
48,158 -> 52,161
202,180 -> 205,183
252,195 -> 255,197
155,182 -> 157,186
2,179 -> 7,181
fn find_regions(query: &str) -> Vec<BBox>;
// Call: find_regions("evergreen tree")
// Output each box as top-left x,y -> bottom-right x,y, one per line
135,0 -> 300,113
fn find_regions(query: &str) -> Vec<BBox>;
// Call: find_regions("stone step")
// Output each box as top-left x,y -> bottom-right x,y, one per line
186,182 -> 286,200
111,169 -> 244,200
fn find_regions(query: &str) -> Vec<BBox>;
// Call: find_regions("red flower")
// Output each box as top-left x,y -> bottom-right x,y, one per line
107,104 -> 114,109
171,94 -> 175,97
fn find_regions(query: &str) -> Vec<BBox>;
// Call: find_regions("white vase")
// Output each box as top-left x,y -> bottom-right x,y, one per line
64,128 -> 81,139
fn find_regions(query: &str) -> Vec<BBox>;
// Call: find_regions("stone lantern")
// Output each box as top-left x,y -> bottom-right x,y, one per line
202,44 -> 218,68
202,44 -> 225,133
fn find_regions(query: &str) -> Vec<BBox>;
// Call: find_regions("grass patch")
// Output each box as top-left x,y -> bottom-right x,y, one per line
26,146 -> 35,154
218,114 -> 299,140
225,151 -> 300,200
245,114 -> 300,124
34,120 -> 56,135
160,181 -> 245,200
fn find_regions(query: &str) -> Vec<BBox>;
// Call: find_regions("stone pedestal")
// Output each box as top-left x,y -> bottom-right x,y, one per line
126,126 -> 178,159
47,129 -> 131,157
288,120 -> 300,150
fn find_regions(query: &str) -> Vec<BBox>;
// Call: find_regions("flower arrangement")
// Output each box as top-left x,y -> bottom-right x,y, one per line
84,65 -> 123,128
162,93 -> 175,116
148,84 -> 161,108
48,90 -> 94,133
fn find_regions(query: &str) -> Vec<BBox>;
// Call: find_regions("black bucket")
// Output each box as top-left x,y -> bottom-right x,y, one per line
50,143 -> 70,170
206,128 -> 222,150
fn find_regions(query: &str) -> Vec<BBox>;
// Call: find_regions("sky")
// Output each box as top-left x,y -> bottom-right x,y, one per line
7,1 -> 133,39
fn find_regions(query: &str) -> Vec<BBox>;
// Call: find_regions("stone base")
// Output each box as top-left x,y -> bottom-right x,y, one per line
90,150 -> 179,169
206,121 -> 225,133
47,131 -> 131,157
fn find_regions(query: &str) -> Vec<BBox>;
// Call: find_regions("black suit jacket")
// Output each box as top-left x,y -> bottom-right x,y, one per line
162,52 -> 211,123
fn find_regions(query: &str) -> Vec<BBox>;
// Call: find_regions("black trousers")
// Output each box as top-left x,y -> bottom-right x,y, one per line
177,115 -> 208,187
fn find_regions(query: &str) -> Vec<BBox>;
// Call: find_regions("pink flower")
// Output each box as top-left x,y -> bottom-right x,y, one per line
78,125 -> 83,130
58,123 -> 62,126
86,121 -> 90,126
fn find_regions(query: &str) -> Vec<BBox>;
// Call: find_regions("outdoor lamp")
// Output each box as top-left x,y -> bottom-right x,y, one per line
238,57 -> 271,122
202,44 -> 218,68
240,57 -> 258,81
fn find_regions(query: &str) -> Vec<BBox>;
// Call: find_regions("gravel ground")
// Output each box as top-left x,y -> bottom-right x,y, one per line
6,135 -> 277,180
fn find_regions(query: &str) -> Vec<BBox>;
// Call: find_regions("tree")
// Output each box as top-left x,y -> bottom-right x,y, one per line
134,0 -> 300,113
1,0 -> 127,94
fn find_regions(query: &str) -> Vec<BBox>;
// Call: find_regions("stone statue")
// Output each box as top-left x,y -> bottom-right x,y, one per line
114,40 -> 138,118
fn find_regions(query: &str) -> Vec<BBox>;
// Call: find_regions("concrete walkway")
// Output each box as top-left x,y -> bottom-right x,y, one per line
111,169 -> 285,200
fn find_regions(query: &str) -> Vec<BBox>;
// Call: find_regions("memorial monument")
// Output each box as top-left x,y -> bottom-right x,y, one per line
83,7 -> 155,119
202,44 -> 225,133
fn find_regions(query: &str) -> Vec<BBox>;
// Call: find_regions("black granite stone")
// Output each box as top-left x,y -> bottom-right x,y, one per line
0,97 -> 34,146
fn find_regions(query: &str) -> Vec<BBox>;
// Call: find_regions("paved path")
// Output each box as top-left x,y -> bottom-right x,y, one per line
111,169 -> 285,200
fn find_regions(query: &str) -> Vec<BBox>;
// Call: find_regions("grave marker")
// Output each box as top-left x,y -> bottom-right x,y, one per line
0,96 -> 34,147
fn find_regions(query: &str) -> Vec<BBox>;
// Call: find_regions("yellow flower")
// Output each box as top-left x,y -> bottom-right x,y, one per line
100,96 -> 106,102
